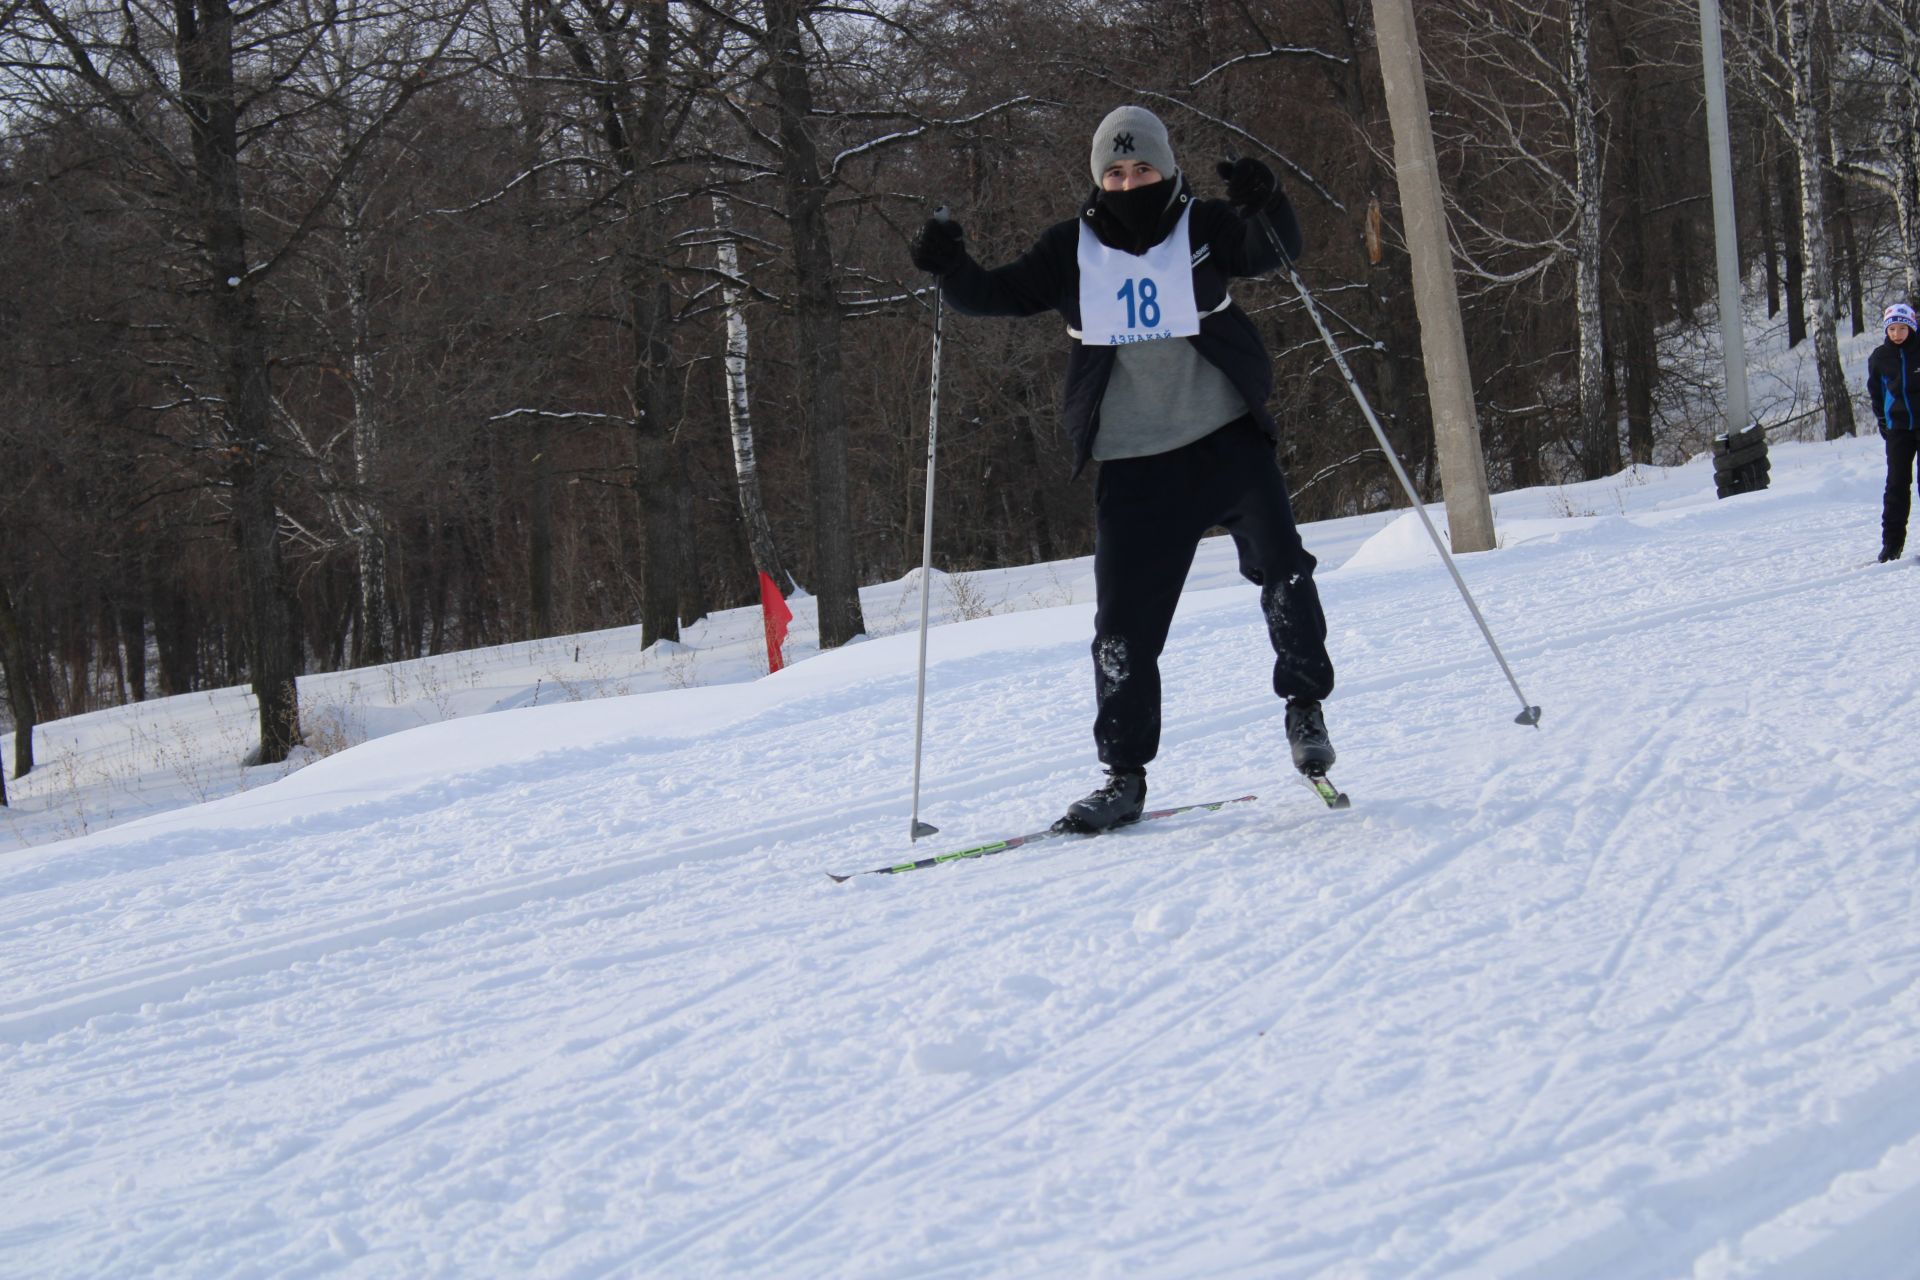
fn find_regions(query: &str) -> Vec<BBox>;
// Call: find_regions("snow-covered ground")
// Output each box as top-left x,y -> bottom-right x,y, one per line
5,416 -> 1920,1276
7,289 -> 1920,1276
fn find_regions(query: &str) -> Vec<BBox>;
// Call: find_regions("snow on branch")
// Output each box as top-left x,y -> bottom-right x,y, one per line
1192,44 -> 1350,87
425,155 -> 605,217
1292,449 -> 1387,497
828,94 -> 1053,179
488,408 -> 632,428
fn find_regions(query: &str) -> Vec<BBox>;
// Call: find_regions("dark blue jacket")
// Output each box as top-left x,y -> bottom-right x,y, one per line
1867,336 -> 1920,431
937,177 -> 1303,477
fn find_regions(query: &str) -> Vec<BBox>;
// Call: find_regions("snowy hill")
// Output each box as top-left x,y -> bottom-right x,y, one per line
5,428 -> 1920,1278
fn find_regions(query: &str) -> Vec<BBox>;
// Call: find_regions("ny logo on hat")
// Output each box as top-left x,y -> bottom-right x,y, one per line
1113,133 -> 1135,154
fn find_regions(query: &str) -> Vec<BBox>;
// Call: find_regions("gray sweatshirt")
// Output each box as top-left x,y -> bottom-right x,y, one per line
1091,336 -> 1248,460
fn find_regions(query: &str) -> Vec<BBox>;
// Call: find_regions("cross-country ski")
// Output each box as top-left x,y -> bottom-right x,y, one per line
826,793 -> 1259,882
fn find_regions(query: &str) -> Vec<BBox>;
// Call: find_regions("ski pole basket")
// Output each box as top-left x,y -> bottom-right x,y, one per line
1712,423 -> 1770,498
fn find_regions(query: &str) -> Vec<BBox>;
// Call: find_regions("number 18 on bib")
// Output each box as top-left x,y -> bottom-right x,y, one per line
1075,206 -> 1201,345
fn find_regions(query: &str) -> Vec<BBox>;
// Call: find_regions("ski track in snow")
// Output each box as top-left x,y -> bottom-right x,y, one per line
5,441 -> 1920,1278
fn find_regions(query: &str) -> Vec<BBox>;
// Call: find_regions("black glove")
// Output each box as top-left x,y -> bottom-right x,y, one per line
910,214 -> 967,276
1216,156 -> 1278,212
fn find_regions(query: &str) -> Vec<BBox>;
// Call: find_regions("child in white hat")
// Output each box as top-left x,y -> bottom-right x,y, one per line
1867,301 -> 1920,561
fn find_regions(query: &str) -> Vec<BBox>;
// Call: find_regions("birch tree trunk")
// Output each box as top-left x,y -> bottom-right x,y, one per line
1787,0 -> 1856,438
1608,3 -> 1658,466
765,0 -> 867,646
1880,0 -> 1920,298
1903,12 -> 1920,302
119,604 -> 147,703
1569,0 -> 1616,477
312,7 -> 397,669
341,194 -> 397,667
1830,3 -> 1920,303
1758,129 -> 1782,316
714,196 -> 792,594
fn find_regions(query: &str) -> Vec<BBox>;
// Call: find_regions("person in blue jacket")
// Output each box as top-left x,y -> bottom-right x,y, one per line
909,106 -> 1337,833
1867,301 -> 1920,562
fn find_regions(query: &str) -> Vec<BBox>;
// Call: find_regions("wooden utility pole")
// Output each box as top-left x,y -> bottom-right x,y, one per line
1371,0 -> 1497,553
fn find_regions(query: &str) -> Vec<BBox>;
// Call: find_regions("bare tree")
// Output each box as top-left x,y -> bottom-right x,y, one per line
1310,0 -> 1429,498
1566,0 -> 1613,472
300,10 -> 420,667
1605,5 -> 1654,464
758,0 -> 866,646
1787,0 -> 1858,436
1727,0 -> 1857,437
1832,0 -> 1920,299
1426,0 -> 1619,478
8,0 -> 480,760
538,0 -> 736,646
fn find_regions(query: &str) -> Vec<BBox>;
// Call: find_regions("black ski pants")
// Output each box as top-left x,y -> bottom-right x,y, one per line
1090,416 -> 1335,770
1884,427 -> 1918,556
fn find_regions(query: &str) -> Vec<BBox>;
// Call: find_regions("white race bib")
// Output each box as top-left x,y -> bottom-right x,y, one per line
1076,205 -> 1200,346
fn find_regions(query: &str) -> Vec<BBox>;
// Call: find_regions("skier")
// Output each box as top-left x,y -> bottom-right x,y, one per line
1867,300 -> 1920,563
909,105 -> 1337,833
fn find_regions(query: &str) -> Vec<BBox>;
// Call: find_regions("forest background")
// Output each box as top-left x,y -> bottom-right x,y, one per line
1,0 -> 1913,778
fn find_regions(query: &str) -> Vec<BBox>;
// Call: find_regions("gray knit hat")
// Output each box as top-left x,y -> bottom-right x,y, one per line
1089,105 -> 1178,185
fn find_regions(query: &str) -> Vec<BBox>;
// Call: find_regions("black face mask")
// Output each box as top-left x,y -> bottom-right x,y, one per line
1096,179 -> 1176,251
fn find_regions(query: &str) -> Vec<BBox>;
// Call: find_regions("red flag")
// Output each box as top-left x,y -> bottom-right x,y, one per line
758,572 -> 792,673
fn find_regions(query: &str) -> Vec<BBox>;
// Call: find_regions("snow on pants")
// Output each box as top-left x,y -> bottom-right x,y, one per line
1089,415 -> 1335,770
1883,427 -> 1918,555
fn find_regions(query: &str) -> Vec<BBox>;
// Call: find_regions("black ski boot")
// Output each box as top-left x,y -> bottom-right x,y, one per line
1055,767 -> 1147,834
1880,542 -> 1904,563
1285,698 -> 1336,775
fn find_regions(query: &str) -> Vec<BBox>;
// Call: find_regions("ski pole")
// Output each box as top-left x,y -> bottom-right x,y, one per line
909,207 -> 951,840
1252,207 -> 1542,727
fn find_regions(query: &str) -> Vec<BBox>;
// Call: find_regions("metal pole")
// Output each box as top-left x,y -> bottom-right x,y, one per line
1699,0 -> 1751,435
908,211 -> 950,840
1264,222 -> 1542,727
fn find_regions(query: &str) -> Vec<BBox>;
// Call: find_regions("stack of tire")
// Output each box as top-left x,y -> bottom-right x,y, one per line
1713,423 -> 1770,498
